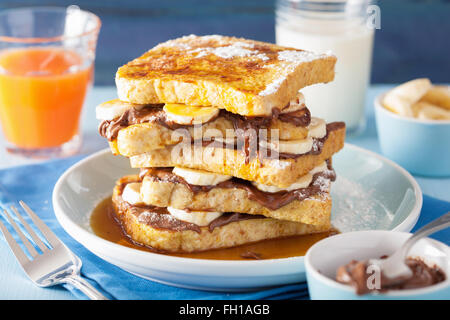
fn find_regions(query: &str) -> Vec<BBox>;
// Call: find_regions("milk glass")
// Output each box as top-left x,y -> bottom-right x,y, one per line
276,0 -> 375,134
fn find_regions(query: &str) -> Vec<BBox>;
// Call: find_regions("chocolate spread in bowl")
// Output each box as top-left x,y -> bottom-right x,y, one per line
336,256 -> 446,295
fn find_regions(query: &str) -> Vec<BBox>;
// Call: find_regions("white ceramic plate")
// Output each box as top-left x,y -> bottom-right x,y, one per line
53,144 -> 422,291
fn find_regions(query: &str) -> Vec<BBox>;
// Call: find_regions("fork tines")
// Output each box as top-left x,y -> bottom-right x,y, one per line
0,201 -> 58,262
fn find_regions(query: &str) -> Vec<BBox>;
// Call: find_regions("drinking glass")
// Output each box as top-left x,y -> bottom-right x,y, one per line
276,0 -> 375,135
0,6 -> 101,158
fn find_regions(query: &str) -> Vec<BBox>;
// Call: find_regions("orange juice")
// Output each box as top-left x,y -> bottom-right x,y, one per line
0,47 -> 92,148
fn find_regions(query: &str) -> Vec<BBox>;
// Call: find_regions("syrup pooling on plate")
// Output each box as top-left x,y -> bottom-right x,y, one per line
90,196 -> 336,260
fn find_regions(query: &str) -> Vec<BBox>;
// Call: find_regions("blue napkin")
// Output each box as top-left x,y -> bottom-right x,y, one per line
0,156 -> 449,300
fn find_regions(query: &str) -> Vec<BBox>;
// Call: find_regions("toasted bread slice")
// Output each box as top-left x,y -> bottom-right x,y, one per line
129,122 -> 345,188
116,35 -> 336,116
100,102 -> 311,157
113,177 -> 329,253
138,170 -> 332,224
113,119 -> 308,156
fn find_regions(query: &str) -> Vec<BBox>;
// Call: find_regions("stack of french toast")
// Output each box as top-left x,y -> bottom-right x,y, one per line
96,35 -> 346,253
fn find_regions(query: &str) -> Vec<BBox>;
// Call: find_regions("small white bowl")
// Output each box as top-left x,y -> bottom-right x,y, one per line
374,93 -> 450,177
305,230 -> 450,300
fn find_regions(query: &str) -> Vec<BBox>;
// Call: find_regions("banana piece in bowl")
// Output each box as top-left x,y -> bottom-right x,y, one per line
382,78 -> 450,121
420,85 -> 450,111
382,78 -> 432,117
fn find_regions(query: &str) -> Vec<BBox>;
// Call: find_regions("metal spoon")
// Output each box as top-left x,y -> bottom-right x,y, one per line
370,211 -> 450,280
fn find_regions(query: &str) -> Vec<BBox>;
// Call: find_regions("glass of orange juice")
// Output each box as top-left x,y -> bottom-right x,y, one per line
0,6 -> 101,158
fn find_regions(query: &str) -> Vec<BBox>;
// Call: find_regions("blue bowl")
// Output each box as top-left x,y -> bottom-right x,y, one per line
305,231 -> 450,300
374,93 -> 450,177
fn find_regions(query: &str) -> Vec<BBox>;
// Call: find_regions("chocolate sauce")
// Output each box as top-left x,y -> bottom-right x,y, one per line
99,105 -> 162,141
220,108 -> 311,163
98,105 -> 212,141
140,160 -> 336,211
240,251 -> 262,260
336,256 -> 446,295
273,106 -> 311,127
199,121 -> 345,163
208,213 -> 262,232
221,110 -> 270,163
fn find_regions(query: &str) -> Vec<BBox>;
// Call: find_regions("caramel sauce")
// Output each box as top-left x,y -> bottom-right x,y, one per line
90,197 -> 335,260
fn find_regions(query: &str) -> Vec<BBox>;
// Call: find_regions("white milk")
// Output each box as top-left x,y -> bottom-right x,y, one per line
276,3 -> 375,133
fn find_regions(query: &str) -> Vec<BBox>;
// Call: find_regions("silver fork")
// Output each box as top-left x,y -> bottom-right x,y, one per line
0,201 -> 108,300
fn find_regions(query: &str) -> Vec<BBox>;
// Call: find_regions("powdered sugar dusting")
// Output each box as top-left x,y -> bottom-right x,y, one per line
277,50 -> 327,63
259,50 -> 333,96
171,42 -> 192,50
138,210 -> 180,225
259,76 -> 286,96
189,41 -> 269,61
255,53 -> 269,61
232,41 -> 254,49
210,44 -> 255,59
313,173 -> 332,193
331,176 -> 394,232
266,158 -> 291,169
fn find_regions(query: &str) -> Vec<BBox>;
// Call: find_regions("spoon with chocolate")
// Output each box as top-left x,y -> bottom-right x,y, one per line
370,211 -> 450,282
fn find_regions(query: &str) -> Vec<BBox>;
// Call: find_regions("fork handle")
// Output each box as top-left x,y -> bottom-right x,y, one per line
63,274 -> 109,300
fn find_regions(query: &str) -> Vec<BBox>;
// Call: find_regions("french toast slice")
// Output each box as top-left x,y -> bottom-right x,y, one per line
138,169 -> 333,225
111,119 -> 309,156
129,122 -> 345,188
99,100 -> 311,156
113,176 -> 330,253
116,35 -> 336,116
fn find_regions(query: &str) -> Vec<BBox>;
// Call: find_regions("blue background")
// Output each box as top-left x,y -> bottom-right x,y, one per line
1,0 -> 448,85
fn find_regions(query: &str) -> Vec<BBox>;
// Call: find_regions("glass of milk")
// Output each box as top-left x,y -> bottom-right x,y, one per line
276,0 -> 375,134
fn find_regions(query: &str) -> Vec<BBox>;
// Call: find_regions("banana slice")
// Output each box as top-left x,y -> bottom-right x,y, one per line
280,92 -> 306,114
252,173 -> 312,193
413,102 -> 450,120
262,137 -> 313,155
122,182 -> 144,205
309,161 -> 328,175
307,117 -> 327,138
164,103 -> 219,125
96,99 -> 145,121
167,207 -> 223,226
383,95 -> 414,117
389,78 -> 432,103
209,136 -> 236,146
420,86 -> 450,111
251,161 -> 327,193
383,78 -> 432,116
172,167 -> 232,186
